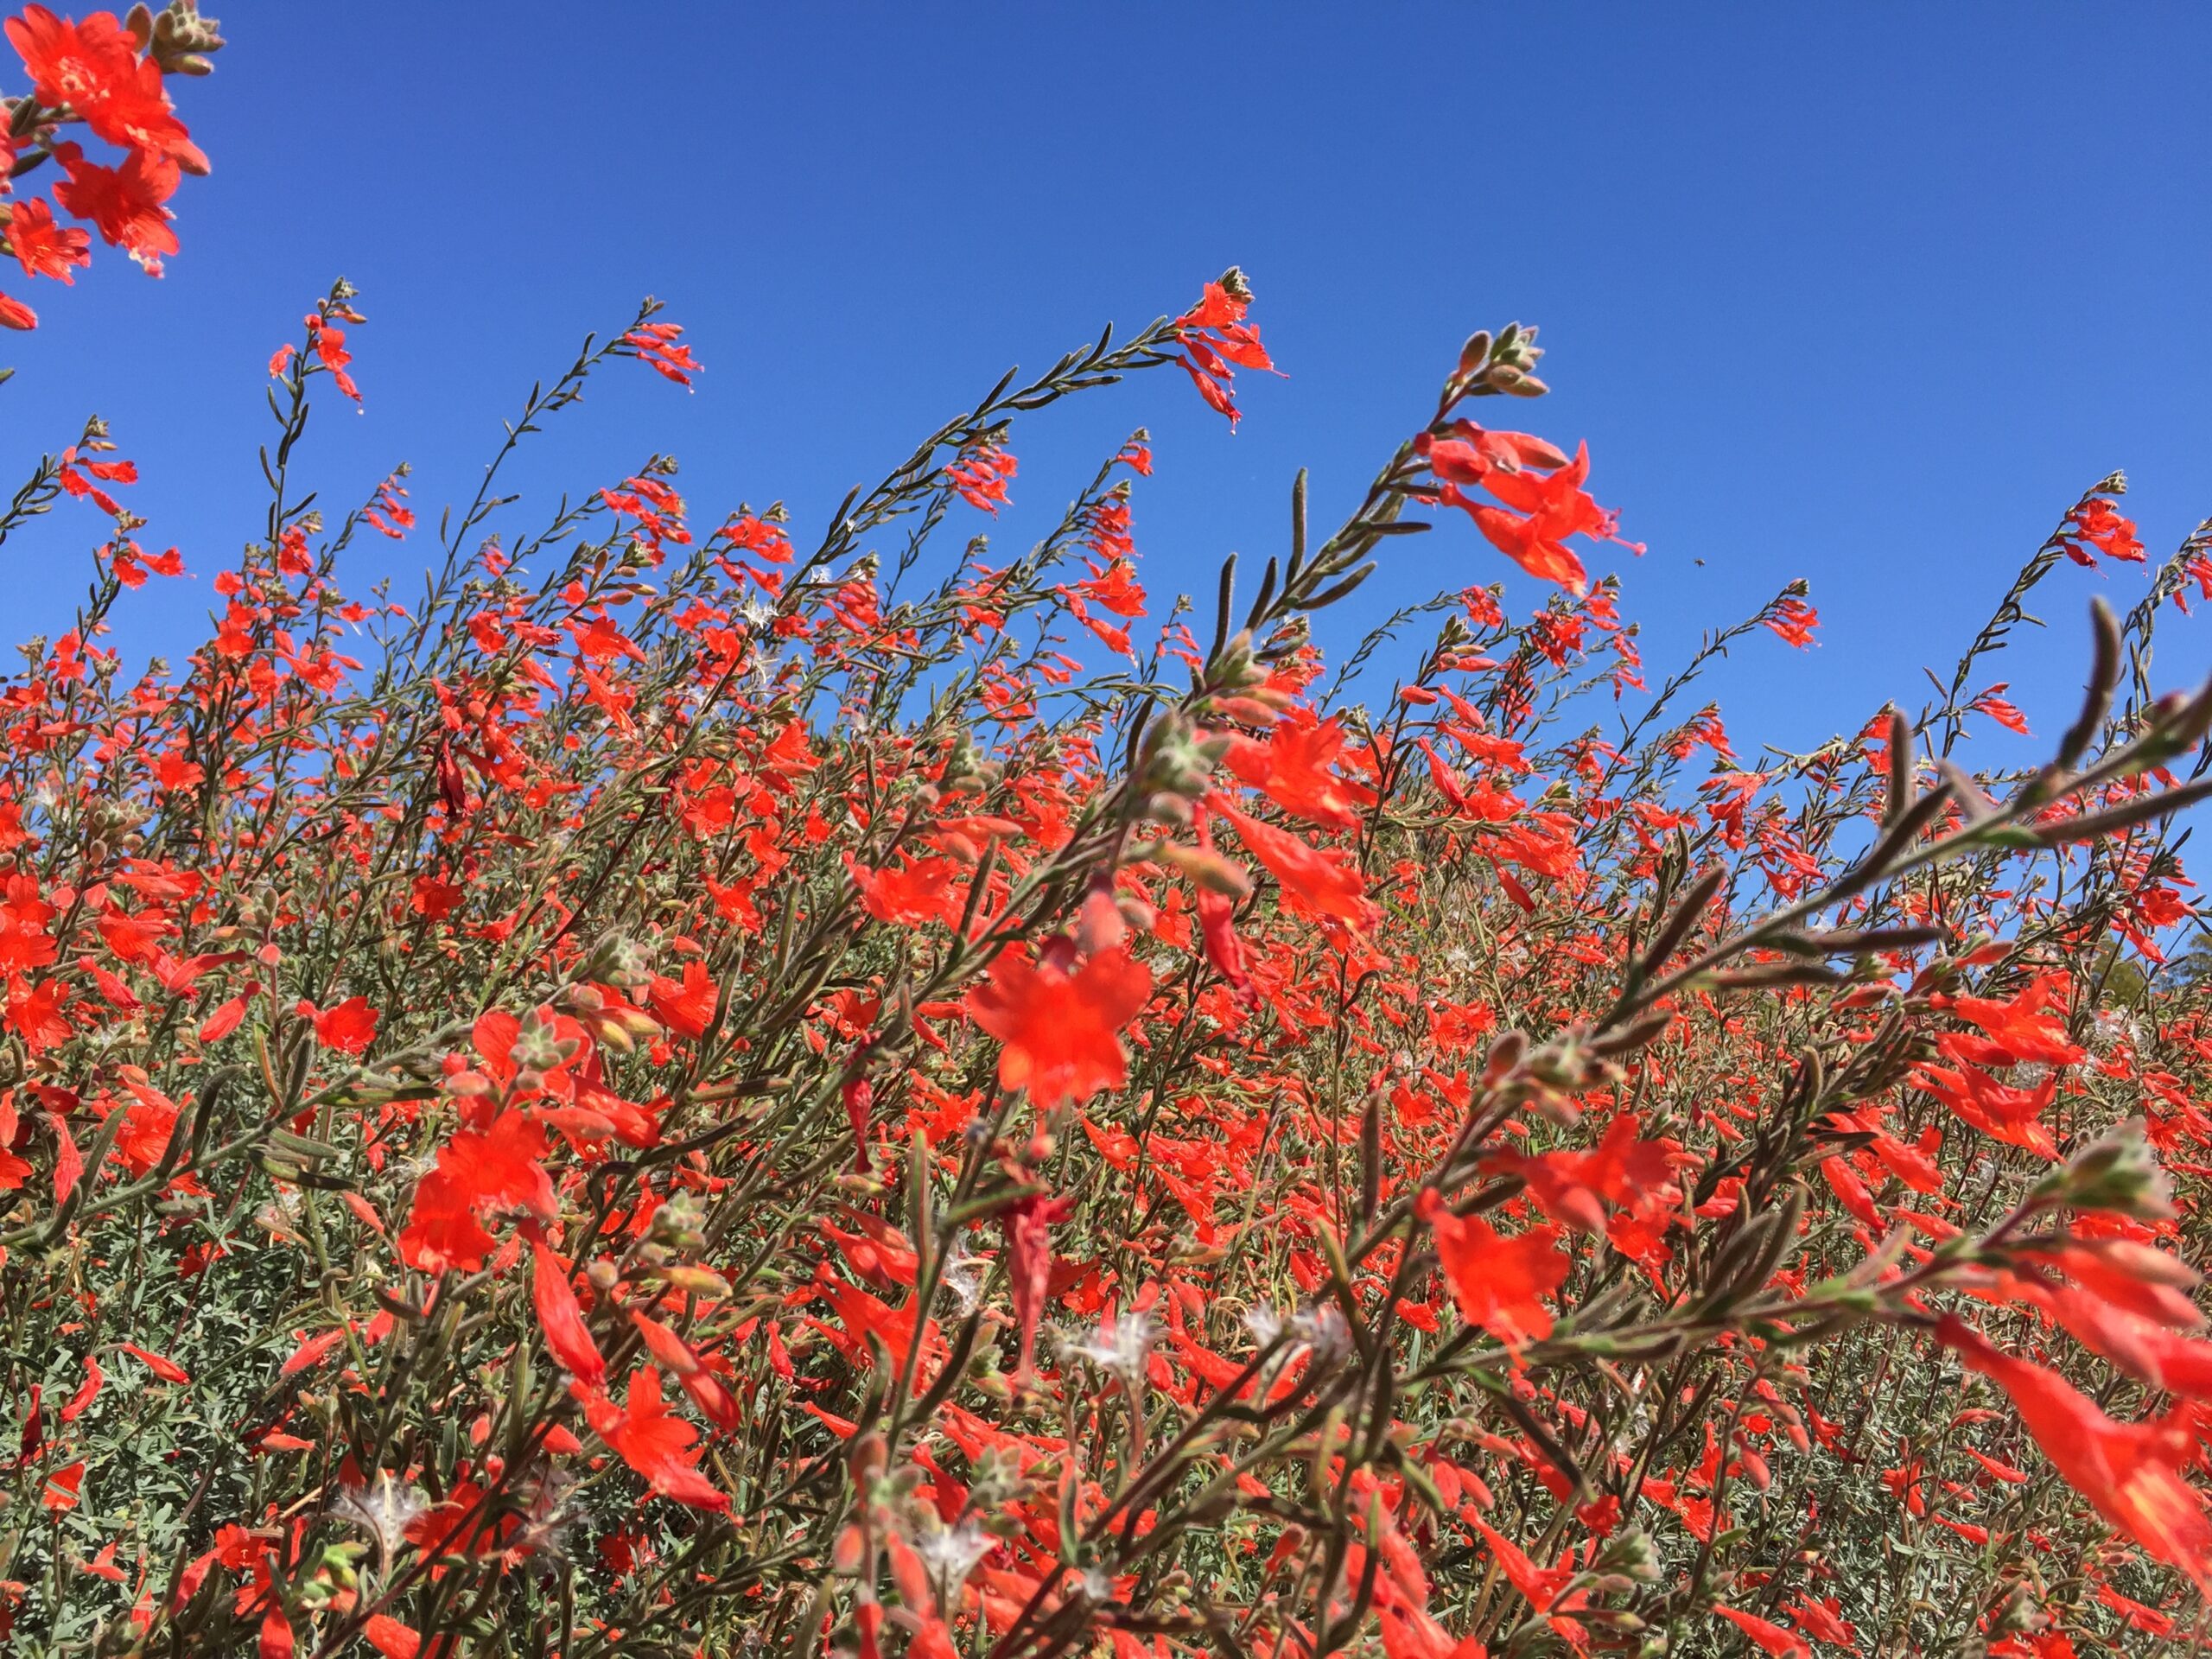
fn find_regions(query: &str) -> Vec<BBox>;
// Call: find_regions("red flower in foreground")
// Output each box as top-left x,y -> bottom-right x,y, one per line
581,1367 -> 728,1511
302,993 -> 378,1055
1211,794 -> 1380,937
6,6 -> 195,162
531,1240 -> 606,1387
966,943 -> 1152,1108
53,141 -> 180,270
1419,1192 -> 1567,1345
398,1111 -> 555,1274
7,197 -> 90,283
1937,1315 -> 2212,1593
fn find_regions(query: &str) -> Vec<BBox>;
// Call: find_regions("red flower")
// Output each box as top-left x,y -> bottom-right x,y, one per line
1173,270 -> 1278,425
1420,1191 -> 1567,1345
846,853 -> 966,930
41,1459 -> 82,1512
302,993 -> 378,1055
947,444 -> 1017,514
2061,497 -> 2144,566
1482,1114 -> 1675,1235
362,1617 -> 423,1659
52,141 -> 180,271
1211,794 -> 1380,937
58,1354 -> 99,1422
1712,1605 -> 1809,1658
277,1326 -> 349,1378
1002,1192 -> 1075,1376
966,943 -> 1152,1108
1763,594 -> 1819,648
1428,436 -> 1635,596
531,1240 -> 606,1387
398,1110 -> 555,1274
0,289 -> 35,329
581,1367 -> 729,1511
6,197 -> 89,283
648,958 -> 719,1041
257,1601 -> 293,1659
5,7 -> 199,164
1912,1060 -> 2057,1159
842,1074 -> 874,1173
620,320 -> 698,387
1224,713 -> 1376,830
1191,804 -> 1254,1001
306,311 -> 359,399
1424,425 -> 1570,483
118,1340 -> 188,1382
1937,1315 -> 2212,1593
1969,683 -> 2031,735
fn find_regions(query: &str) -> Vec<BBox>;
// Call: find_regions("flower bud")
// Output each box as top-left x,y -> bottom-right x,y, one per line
2030,1120 -> 2174,1220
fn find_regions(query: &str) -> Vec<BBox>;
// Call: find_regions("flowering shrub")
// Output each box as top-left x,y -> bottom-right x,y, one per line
12,17 -> 2212,1659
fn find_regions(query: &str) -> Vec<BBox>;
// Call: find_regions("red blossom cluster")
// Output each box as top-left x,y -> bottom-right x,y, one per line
0,2 -> 220,330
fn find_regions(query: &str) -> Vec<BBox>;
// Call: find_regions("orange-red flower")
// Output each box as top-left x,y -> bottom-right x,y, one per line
966,943 -> 1151,1108
581,1367 -> 729,1511
846,853 -> 966,930
1224,712 -> 1376,830
52,140 -> 179,270
531,1240 -> 606,1387
1002,1192 -> 1074,1376
1938,1315 -> 2212,1593
398,1110 -> 555,1274
1420,1192 -> 1567,1345
1713,1605 -> 1809,1658
1211,794 -> 1380,936
6,7 -> 199,163
6,197 -> 89,283
302,993 -> 378,1055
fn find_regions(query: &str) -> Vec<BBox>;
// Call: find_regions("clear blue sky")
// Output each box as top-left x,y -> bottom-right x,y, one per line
10,3 -> 2211,760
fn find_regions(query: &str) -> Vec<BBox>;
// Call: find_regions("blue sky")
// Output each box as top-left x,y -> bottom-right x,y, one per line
9,3 -> 2211,763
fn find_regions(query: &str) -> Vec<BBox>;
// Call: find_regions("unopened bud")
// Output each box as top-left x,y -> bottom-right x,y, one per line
1482,1030 -> 1527,1085
849,1430 -> 888,1488
1146,841 -> 1252,898
2031,1120 -> 2174,1220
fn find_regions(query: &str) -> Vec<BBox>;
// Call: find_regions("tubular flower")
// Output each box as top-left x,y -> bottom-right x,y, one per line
1937,1316 -> 2212,1593
580,1367 -> 729,1511
966,943 -> 1152,1108
1419,1192 -> 1567,1345
1210,793 -> 1380,936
